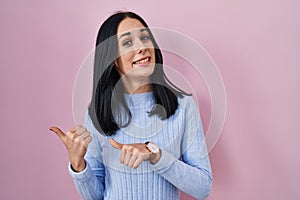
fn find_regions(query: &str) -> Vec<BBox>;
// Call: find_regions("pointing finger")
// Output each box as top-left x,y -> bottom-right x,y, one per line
49,126 -> 66,142
110,138 -> 124,150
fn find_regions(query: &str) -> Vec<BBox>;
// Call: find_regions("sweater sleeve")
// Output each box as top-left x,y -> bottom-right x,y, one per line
150,96 -> 213,200
68,112 -> 106,200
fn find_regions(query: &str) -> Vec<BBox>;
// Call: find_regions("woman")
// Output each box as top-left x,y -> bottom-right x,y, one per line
50,11 -> 212,200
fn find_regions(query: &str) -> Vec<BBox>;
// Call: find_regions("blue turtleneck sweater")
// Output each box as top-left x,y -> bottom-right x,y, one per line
68,92 -> 212,200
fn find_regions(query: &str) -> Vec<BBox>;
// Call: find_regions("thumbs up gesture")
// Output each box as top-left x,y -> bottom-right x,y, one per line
49,125 -> 92,172
110,139 -> 160,169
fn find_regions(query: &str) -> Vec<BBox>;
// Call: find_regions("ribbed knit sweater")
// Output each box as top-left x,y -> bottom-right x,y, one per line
68,92 -> 212,200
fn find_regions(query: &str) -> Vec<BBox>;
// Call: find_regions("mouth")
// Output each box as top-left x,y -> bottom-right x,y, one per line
132,56 -> 151,66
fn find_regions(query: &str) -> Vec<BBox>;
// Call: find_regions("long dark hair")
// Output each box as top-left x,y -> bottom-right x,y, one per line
88,11 -> 188,136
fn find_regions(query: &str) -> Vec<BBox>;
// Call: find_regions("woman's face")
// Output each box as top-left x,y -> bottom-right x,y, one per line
115,18 -> 156,79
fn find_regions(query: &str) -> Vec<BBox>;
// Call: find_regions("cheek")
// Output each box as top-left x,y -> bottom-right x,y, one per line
151,49 -> 156,62
118,53 -> 134,70
124,53 -> 134,66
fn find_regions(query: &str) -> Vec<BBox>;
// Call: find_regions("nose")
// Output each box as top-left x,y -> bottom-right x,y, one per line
137,49 -> 144,54
134,40 -> 147,54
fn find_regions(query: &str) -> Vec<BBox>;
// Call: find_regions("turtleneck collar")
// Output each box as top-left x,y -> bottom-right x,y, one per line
124,91 -> 155,109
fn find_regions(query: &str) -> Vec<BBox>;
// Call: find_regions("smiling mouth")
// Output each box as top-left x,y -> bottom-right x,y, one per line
133,57 -> 151,65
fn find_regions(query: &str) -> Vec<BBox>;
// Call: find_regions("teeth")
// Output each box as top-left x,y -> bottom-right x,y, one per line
135,57 -> 149,64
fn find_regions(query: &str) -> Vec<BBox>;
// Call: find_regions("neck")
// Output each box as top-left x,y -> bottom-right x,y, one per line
121,77 -> 152,94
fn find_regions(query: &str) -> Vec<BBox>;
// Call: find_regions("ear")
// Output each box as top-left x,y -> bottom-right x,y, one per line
114,60 -> 119,68
114,59 -> 124,75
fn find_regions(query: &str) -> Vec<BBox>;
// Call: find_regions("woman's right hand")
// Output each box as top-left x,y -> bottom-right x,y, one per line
49,125 -> 93,172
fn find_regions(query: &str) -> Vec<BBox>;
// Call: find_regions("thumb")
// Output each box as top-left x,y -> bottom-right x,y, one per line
110,138 -> 123,150
49,126 -> 66,143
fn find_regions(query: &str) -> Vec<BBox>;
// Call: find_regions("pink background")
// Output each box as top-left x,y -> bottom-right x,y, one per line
1,0 -> 300,199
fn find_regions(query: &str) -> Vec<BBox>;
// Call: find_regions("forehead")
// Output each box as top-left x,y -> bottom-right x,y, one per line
117,18 -> 146,35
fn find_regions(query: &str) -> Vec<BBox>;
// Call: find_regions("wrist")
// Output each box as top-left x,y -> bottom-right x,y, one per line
145,141 -> 161,164
71,160 -> 86,172
149,149 -> 161,164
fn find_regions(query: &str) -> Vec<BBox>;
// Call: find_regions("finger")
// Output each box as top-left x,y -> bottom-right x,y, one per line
76,126 -> 87,136
110,138 -> 123,150
83,136 -> 93,148
124,151 -> 132,165
133,155 -> 144,169
80,131 -> 90,140
49,126 -> 66,142
66,131 -> 76,141
128,153 -> 139,168
70,126 -> 78,133
120,149 -> 126,163
119,145 -> 132,163
70,125 -> 84,133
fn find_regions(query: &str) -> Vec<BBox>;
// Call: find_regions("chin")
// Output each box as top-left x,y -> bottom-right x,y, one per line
130,64 -> 155,78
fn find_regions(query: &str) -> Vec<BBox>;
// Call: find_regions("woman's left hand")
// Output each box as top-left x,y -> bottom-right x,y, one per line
110,139 -> 160,169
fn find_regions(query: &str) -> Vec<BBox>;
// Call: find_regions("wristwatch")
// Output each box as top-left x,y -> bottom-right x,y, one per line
145,141 -> 160,154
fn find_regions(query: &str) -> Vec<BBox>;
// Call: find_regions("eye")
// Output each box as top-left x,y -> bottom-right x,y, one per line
141,35 -> 150,41
122,40 -> 132,46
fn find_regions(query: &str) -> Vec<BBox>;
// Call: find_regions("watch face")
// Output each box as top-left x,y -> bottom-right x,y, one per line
147,142 -> 159,153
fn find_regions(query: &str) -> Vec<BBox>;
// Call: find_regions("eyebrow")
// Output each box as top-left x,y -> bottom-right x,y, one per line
119,28 -> 149,39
